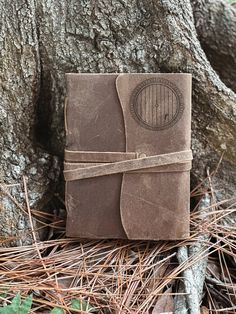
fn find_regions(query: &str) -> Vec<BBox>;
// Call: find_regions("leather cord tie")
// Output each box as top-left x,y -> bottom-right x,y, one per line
64,150 -> 193,181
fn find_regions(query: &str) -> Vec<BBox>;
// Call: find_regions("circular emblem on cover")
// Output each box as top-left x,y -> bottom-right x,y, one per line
130,78 -> 184,131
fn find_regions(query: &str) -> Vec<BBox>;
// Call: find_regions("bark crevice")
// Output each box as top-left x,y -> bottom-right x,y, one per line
191,0 -> 236,92
35,67 -> 54,153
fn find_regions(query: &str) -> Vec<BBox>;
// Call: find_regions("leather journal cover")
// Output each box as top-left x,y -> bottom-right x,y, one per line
64,73 -> 192,240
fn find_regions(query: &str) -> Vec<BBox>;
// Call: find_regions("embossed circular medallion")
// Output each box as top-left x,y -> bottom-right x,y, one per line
130,78 -> 184,131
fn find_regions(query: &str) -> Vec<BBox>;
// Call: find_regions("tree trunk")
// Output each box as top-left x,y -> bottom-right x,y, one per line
0,0 -> 235,247
1,0 -> 236,312
192,0 -> 236,92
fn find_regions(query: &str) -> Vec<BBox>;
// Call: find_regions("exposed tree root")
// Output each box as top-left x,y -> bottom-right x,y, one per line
191,0 -> 236,92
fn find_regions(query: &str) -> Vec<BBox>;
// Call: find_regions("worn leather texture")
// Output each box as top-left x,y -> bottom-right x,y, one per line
64,73 -> 192,240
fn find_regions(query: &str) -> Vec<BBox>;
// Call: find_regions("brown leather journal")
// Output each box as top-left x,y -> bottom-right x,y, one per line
64,73 -> 192,240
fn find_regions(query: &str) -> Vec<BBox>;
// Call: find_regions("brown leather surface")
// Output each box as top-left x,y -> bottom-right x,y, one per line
116,74 -> 191,239
65,73 -> 192,240
65,74 -> 126,238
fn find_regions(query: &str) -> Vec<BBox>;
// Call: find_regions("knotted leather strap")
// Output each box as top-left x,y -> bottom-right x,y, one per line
64,150 -> 192,181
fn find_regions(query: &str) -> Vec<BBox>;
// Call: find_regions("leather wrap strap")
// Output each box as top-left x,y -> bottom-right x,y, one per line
64,150 -> 192,181
65,150 -> 137,162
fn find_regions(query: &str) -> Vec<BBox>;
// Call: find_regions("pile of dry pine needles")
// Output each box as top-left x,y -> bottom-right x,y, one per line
0,172 -> 235,313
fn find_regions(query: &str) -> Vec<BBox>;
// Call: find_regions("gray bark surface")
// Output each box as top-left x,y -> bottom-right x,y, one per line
0,0 -> 235,245
175,194 -> 211,314
0,0 -> 60,245
192,0 -> 236,92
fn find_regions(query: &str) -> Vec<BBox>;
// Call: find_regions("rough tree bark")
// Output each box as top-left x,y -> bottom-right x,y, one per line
1,0 -> 235,246
0,0 -> 60,245
0,0 -> 235,310
192,0 -> 236,92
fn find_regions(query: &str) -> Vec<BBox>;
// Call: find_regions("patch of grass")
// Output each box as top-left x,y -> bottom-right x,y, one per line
0,293 -> 32,314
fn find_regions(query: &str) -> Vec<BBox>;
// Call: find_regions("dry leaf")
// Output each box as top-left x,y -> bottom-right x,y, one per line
152,288 -> 174,314
200,306 -> 209,314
